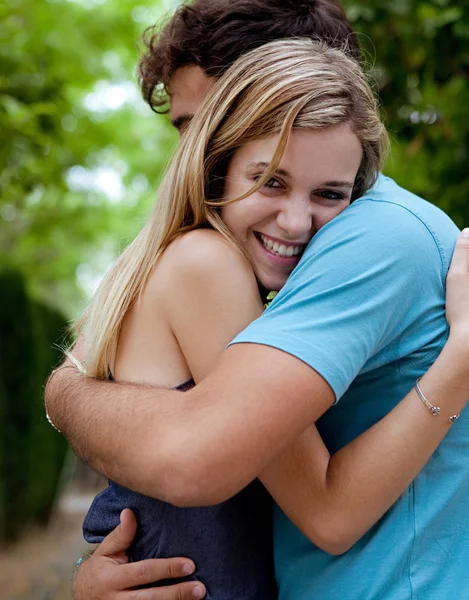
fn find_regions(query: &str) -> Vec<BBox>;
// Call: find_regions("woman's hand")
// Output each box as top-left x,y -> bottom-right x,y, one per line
446,228 -> 469,339
73,509 -> 206,600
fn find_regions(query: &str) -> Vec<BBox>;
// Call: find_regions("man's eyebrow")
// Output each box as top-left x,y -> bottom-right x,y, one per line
170,114 -> 193,131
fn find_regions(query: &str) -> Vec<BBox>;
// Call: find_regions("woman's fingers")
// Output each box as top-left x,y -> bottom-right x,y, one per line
448,228 -> 469,275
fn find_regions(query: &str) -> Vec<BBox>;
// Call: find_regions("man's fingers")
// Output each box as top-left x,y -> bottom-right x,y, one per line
112,557 -> 200,591
449,228 -> 469,275
123,581 -> 206,600
95,509 -> 137,557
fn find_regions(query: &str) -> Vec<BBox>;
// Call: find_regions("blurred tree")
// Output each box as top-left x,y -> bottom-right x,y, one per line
0,271 -> 34,539
343,0 -> 469,227
0,270 -> 71,540
0,0 -> 177,316
26,300 -> 71,525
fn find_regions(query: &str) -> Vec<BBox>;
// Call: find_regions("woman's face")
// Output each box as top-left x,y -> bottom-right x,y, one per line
221,124 -> 363,290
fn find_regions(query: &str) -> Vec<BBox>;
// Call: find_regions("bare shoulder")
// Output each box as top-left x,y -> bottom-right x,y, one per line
150,230 -> 264,365
155,229 -> 258,291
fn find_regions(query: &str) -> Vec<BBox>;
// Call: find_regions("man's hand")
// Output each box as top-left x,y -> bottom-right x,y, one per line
74,509 -> 206,599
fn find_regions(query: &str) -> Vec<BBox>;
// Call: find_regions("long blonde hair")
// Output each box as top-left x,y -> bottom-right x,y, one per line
78,38 -> 389,378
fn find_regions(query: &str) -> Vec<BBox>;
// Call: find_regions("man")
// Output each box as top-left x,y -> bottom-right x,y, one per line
137,0 -> 360,132
46,1 -> 469,599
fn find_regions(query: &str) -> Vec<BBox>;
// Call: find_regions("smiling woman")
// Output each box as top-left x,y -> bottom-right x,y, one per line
79,38 -> 387,379
73,38 -> 388,598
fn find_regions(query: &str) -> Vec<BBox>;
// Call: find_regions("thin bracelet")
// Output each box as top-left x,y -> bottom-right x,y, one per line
44,364 -> 79,433
73,550 -> 94,580
415,378 -> 460,424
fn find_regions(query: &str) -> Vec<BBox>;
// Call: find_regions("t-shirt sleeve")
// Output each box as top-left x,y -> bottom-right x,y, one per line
229,199 -> 445,400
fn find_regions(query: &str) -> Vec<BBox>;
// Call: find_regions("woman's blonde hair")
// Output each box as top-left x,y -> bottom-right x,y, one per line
78,38 -> 389,378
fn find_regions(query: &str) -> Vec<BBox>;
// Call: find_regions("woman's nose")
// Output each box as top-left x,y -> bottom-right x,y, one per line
276,200 -> 313,239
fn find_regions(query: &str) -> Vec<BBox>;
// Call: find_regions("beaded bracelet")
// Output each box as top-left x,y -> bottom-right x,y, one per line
73,551 -> 94,580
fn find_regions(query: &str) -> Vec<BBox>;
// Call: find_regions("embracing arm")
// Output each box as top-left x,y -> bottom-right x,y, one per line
259,229 -> 469,554
46,230 -> 334,505
48,343 -> 331,505
260,334 -> 469,555
46,230 -> 469,518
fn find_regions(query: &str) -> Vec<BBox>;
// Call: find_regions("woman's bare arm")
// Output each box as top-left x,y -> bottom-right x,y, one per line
259,336 -> 469,555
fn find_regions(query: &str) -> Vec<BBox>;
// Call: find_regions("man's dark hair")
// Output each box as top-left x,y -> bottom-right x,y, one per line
138,0 -> 360,112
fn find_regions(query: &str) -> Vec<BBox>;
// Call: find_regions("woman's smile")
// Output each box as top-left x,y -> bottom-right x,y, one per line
256,232 -> 306,260
252,231 -> 306,276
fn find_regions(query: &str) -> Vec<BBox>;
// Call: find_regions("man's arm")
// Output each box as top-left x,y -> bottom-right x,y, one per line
74,509 -> 206,599
46,344 -> 334,506
48,196 -> 452,508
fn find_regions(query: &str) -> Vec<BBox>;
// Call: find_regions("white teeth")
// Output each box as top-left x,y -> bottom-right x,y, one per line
259,234 -> 304,258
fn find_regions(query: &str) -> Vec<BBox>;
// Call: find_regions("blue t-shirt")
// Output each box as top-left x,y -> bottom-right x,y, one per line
231,175 -> 468,599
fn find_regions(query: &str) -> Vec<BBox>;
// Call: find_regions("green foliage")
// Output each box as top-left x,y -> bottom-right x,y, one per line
343,0 -> 469,227
0,0 -> 176,316
0,270 -> 70,540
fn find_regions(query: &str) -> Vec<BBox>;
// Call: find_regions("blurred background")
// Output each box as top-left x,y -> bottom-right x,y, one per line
1,0 -> 468,597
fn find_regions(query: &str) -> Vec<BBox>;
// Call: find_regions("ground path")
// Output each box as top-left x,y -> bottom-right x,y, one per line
0,482 -> 101,599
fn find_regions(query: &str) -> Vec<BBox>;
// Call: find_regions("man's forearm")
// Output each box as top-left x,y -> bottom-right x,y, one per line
45,344 -> 333,506
45,368 -> 192,503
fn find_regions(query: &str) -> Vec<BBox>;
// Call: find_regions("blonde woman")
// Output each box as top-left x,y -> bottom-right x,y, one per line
72,40 -> 469,599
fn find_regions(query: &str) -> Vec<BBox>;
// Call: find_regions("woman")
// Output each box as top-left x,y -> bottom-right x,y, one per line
77,40 -> 469,598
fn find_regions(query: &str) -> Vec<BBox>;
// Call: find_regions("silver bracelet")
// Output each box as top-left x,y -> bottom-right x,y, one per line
45,410 -> 61,433
415,378 -> 460,424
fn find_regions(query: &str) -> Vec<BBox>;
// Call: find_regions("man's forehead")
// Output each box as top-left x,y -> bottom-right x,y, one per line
168,65 -> 215,131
